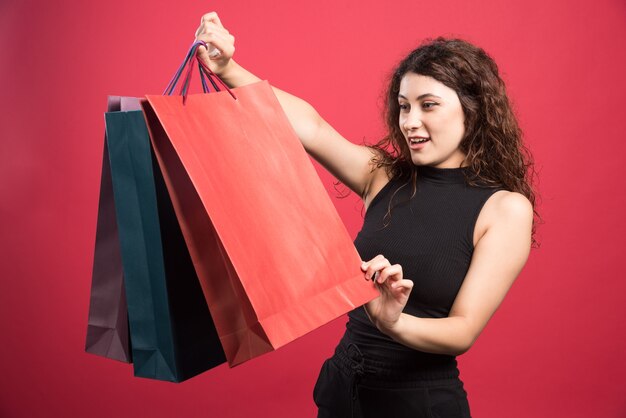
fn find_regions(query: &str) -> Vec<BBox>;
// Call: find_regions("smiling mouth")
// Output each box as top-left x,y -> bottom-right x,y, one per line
409,137 -> 430,144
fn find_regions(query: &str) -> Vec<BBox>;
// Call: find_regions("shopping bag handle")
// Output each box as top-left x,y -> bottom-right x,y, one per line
163,41 -> 237,103
163,41 -> 212,97
196,53 -> 237,100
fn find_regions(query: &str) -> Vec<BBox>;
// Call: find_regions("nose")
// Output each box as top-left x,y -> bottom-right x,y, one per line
402,109 -> 423,132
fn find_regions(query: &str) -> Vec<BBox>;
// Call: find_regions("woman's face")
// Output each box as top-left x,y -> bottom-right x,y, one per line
398,72 -> 467,168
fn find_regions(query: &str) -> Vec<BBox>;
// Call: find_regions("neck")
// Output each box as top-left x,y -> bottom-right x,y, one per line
415,165 -> 470,184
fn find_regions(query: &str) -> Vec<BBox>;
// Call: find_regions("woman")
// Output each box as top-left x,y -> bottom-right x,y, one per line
194,12 -> 537,418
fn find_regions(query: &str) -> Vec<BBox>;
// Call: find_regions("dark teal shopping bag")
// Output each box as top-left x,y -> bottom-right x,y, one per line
104,109 -> 226,382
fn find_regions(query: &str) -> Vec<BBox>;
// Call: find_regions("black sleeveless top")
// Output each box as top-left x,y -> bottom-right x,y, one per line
346,165 -> 505,370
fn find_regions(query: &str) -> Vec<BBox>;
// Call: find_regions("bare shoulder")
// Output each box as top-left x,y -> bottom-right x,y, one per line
494,191 -> 533,223
474,190 -> 533,246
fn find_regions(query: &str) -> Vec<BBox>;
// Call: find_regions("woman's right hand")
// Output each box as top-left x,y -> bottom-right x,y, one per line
194,12 -> 235,76
361,255 -> 413,334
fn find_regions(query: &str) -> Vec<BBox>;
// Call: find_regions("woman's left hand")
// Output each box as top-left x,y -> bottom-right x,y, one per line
362,255 -> 414,333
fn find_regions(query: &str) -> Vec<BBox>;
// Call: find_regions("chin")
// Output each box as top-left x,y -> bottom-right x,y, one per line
410,156 -> 431,166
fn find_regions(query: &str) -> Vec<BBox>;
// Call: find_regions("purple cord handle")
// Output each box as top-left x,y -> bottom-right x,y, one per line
163,41 -> 209,95
163,41 -> 236,103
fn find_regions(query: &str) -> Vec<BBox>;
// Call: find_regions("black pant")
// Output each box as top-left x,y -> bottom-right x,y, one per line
313,338 -> 472,418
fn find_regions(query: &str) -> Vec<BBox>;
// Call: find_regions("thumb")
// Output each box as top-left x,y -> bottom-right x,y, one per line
195,42 -> 210,64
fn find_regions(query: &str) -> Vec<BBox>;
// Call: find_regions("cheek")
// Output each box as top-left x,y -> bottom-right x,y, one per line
440,109 -> 465,141
453,118 -> 466,140
398,116 -> 407,133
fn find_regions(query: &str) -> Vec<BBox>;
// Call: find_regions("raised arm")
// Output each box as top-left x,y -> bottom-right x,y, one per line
194,12 -> 386,198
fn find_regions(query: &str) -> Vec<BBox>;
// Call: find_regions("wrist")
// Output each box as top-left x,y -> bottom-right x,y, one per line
213,59 -> 237,79
377,314 -> 406,338
216,60 -> 261,88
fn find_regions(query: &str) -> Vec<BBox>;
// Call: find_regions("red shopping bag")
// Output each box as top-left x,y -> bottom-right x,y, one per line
142,48 -> 378,366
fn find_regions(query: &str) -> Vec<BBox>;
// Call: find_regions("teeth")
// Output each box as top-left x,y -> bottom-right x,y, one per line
411,138 -> 429,144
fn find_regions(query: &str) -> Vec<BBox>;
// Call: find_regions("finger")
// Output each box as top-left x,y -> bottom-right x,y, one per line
195,23 -> 229,41
376,264 -> 403,284
361,260 -> 368,279
361,254 -> 387,270
364,258 -> 390,281
199,22 -> 230,36
391,279 -> 414,292
201,12 -> 224,28
196,30 -> 231,46
196,32 -> 234,58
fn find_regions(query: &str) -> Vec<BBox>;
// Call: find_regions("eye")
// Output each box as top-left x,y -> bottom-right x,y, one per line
399,103 -> 409,111
422,101 -> 438,109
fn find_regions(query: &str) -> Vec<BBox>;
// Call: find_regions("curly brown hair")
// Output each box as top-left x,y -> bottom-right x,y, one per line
369,37 -> 541,248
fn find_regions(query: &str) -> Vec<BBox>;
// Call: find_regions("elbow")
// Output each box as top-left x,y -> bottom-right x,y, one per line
442,315 -> 483,356
451,341 -> 472,356
444,342 -> 470,356
448,330 -> 478,356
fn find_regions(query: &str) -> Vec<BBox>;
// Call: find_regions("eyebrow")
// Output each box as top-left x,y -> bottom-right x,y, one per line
398,93 -> 442,100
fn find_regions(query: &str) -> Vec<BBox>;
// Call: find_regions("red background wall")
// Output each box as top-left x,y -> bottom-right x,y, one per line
1,0 -> 625,417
